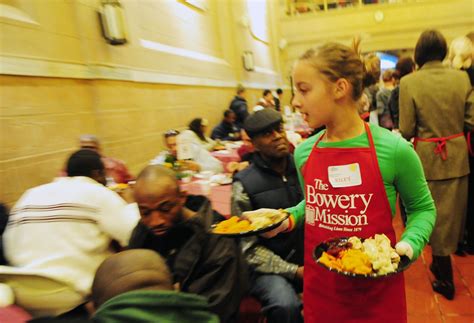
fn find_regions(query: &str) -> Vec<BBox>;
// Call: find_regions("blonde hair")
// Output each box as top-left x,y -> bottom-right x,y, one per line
447,36 -> 473,69
298,40 -> 379,101
382,69 -> 395,82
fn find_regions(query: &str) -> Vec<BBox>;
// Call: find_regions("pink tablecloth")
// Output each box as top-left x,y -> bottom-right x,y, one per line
211,149 -> 241,172
0,305 -> 31,323
180,181 -> 232,216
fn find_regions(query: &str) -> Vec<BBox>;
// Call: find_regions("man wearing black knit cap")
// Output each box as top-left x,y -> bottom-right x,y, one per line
232,109 -> 304,323
2,149 -> 139,318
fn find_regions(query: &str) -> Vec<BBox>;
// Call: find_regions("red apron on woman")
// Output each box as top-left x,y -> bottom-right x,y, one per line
302,123 -> 406,323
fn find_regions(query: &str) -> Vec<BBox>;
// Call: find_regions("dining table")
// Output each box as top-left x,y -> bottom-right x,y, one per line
211,143 -> 242,172
180,178 -> 232,217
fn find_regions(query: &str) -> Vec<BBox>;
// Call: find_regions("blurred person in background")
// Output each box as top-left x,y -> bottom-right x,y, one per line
0,203 -> 8,266
79,134 -> 133,185
445,34 -> 474,255
357,92 -> 371,122
237,129 -> 255,162
388,57 -> 416,226
260,89 -> 275,109
229,85 -> 249,129
176,126 -> 224,174
363,52 -> 382,125
376,69 -> 395,129
2,150 -> 139,317
399,29 -> 474,300
273,88 -> 284,112
151,130 -> 200,172
388,57 -> 416,131
180,118 -> 216,151
211,110 -> 241,141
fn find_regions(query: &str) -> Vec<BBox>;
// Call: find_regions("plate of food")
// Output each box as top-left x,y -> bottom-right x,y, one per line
193,171 -> 213,180
313,234 -> 411,279
210,174 -> 232,185
108,183 -> 128,192
210,209 -> 290,237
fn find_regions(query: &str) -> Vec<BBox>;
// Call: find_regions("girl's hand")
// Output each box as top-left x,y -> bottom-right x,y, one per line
259,218 -> 289,238
296,266 -> 304,280
395,241 -> 414,260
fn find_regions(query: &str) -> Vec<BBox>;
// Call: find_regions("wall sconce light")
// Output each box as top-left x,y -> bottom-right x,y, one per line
279,38 -> 288,50
242,51 -> 254,71
98,0 -> 127,45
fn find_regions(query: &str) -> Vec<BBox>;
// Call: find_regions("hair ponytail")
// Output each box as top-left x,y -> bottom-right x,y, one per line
299,40 -> 369,100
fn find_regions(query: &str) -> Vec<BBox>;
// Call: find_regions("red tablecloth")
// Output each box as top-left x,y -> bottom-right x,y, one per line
180,181 -> 231,216
211,149 -> 241,172
0,305 -> 31,323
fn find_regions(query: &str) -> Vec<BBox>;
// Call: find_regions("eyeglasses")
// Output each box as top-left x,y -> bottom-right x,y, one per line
164,129 -> 180,138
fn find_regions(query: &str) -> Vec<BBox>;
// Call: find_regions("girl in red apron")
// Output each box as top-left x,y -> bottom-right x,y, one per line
261,42 -> 436,322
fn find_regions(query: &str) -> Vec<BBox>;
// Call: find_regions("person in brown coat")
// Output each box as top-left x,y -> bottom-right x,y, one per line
399,29 -> 474,300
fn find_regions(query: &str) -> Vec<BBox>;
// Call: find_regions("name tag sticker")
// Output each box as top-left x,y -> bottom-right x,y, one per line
328,163 -> 362,188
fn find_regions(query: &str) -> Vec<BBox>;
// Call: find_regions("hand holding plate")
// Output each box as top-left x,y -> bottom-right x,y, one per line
395,241 -> 413,260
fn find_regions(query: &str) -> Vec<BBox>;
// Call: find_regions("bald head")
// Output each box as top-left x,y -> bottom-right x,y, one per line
79,134 -> 101,152
134,166 -> 180,203
92,249 -> 173,308
136,165 -> 177,185
134,165 -> 187,236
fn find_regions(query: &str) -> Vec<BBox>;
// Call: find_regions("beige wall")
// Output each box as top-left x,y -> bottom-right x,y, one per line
2,0 -> 471,206
280,0 -> 474,77
0,0 -> 283,206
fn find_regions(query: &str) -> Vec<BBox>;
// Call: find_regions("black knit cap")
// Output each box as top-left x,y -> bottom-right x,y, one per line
67,149 -> 104,178
244,108 -> 282,138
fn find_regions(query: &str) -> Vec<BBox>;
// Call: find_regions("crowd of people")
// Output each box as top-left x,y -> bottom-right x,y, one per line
0,28 -> 472,323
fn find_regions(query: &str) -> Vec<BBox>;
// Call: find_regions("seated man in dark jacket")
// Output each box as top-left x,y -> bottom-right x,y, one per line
211,110 -> 241,141
232,109 -> 304,323
129,165 -> 248,322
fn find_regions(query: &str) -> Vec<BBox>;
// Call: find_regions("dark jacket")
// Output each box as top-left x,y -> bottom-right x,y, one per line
388,86 -> 400,129
128,198 -> 248,323
229,96 -> 249,129
93,290 -> 219,323
274,96 -> 281,111
211,121 -> 240,141
233,153 -> 304,265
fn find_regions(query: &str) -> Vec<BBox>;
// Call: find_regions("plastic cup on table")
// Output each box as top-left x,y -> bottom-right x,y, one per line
198,180 -> 211,196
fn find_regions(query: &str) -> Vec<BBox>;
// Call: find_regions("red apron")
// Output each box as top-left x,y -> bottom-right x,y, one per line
359,112 -> 370,121
302,123 -> 406,323
413,132 -> 464,160
466,131 -> 473,157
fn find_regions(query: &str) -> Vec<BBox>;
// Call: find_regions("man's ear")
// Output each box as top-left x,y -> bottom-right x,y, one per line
333,78 -> 350,100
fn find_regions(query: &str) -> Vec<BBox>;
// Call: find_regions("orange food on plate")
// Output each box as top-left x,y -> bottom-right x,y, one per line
319,249 -> 371,274
109,183 -> 128,191
339,249 -> 372,275
318,252 -> 343,271
213,216 -> 256,234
